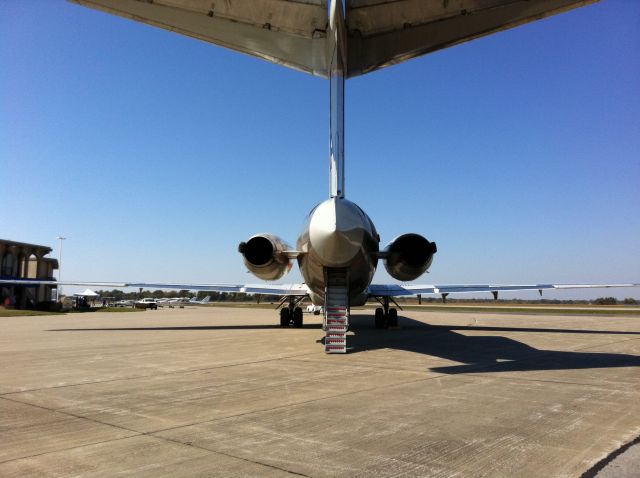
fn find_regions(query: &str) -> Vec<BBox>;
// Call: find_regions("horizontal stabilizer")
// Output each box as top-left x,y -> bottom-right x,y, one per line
346,0 -> 599,77
72,0 -> 599,78
72,0 -> 329,77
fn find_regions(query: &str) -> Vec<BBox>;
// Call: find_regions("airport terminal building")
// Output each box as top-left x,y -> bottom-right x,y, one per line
0,239 -> 58,308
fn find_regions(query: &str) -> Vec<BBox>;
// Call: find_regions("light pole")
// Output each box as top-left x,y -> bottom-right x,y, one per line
56,236 -> 66,300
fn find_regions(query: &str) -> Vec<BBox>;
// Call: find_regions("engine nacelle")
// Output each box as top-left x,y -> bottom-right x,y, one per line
383,233 -> 437,281
238,234 -> 293,281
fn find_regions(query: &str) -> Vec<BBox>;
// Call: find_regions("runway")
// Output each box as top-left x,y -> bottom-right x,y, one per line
1,306 -> 639,477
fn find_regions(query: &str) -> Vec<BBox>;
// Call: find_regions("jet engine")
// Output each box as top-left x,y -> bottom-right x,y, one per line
238,234 -> 293,281
383,233 -> 437,281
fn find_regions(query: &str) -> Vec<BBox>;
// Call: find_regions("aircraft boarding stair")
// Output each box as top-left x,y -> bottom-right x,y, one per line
324,269 -> 349,353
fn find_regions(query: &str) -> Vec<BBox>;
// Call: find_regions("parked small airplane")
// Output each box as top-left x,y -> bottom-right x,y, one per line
169,297 -> 188,304
156,297 -> 189,304
155,296 -> 211,307
189,296 -> 211,305
2,0 -> 638,352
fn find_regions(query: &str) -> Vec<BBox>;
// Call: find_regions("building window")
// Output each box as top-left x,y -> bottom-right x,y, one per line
1,253 -> 15,277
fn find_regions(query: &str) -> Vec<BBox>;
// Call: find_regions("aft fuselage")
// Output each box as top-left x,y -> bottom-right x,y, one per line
296,198 -> 379,306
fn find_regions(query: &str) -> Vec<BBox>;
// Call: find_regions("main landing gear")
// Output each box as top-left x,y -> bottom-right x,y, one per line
374,296 -> 399,328
279,296 -> 304,328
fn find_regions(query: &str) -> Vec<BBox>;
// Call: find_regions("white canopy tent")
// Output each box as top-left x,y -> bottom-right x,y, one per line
74,289 -> 99,297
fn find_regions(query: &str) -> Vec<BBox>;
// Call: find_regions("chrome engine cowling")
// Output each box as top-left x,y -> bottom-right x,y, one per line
383,233 -> 437,281
238,234 -> 293,281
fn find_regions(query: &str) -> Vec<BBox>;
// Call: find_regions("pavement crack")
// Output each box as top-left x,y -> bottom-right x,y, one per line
157,435 -> 311,477
146,374 -> 444,435
0,395 -> 308,477
0,351 -> 318,397
573,335 -> 640,353
0,434 -> 139,466
0,395 -> 142,435
0,395 -> 310,475
461,373 -> 623,388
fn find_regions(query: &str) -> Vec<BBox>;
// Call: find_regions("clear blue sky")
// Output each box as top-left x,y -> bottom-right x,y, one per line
1,0 -> 638,299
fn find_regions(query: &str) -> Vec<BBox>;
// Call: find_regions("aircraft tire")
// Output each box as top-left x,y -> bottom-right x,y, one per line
280,308 -> 290,327
293,307 -> 303,328
387,308 -> 398,327
374,307 -> 385,328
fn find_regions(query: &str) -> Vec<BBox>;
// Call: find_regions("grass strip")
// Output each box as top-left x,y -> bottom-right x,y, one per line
96,307 -> 145,313
0,309 -> 64,317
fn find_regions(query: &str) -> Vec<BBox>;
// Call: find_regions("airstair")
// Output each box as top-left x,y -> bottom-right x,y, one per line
324,269 -> 349,353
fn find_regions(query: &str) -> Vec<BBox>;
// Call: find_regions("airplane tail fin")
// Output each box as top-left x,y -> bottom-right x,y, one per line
201,296 -> 211,304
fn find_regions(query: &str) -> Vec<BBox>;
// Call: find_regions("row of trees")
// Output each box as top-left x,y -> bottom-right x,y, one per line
593,297 -> 637,305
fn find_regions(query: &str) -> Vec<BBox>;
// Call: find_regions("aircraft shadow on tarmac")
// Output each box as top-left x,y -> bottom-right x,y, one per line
50,313 -> 640,374
347,314 -> 640,374
50,323 -> 324,332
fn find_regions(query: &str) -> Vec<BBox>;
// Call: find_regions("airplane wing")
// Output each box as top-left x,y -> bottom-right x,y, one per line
368,283 -> 640,298
71,0 -> 599,78
0,279 -> 310,296
5,278 -> 635,299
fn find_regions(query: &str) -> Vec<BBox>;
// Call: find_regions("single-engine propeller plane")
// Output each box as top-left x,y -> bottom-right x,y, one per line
3,0 -> 638,352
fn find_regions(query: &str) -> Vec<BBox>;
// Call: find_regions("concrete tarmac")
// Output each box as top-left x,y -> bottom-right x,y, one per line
1,306 -> 639,477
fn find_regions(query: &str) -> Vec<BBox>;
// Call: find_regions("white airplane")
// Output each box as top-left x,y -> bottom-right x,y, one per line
188,296 -> 211,305
3,0 -> 638,352
163,297 -> 191,304
149,296 -> 210,306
